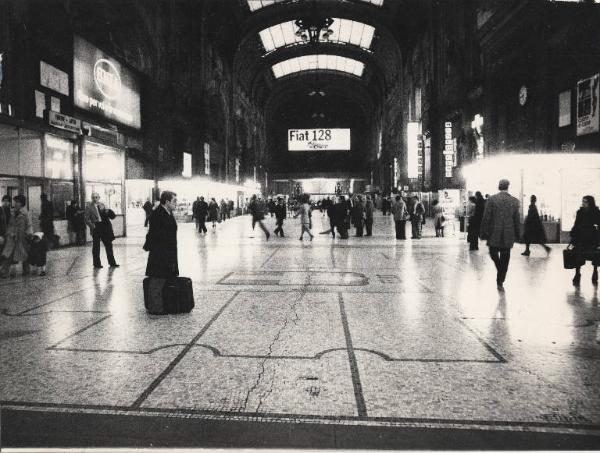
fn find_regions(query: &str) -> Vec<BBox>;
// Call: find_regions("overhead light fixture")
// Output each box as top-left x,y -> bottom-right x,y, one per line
294,0 -> 334,45
311,112 -> 325,119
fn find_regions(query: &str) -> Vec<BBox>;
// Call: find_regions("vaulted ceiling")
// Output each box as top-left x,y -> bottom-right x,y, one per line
232,0 -> 429,116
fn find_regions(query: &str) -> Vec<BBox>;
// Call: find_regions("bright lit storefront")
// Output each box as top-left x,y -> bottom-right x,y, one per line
83,140 -> 125,237
462,153 -> 600,243
158,177 -> 261,222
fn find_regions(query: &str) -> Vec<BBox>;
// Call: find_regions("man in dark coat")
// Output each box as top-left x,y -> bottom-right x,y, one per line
193,196 -> 208,234
273,197 -> 287,237
145,191 -> 179,278
143,198 -> 154,227
40,193 -> 56,248
334,196 -> 350,239
84,192 -> 119,269
480,179 -> 520,291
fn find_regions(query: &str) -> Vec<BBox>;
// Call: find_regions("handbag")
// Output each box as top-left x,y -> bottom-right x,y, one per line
563,245 -> 585,269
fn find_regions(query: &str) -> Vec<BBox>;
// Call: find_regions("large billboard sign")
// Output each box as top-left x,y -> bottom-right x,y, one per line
288,128 -> 350,151
74,36 -> 141,129
576,74 -> 599,136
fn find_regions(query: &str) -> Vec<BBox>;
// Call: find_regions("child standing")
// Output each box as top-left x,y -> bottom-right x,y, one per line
29,232 -> 48,276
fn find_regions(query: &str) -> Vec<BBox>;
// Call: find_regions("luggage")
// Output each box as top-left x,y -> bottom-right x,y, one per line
143,277 -> 194,314
563,248 -> 586,269
163,277 -> 194,314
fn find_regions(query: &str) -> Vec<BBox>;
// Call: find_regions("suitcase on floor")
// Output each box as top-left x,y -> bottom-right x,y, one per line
143,277 -> 168,314
143,277 -> 194,314
162,277 -> 194,314
563,248 -> 586,269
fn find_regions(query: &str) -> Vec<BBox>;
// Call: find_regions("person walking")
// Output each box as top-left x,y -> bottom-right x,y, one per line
295,194 -> 313,241
1,195 -> 32,277
144,191 -> 179,278
470,192 -> 486,250
479,179 -> 520,291
391,195 -> 408,240
466,196 -> 477,248
208,198 -> 220,230
382,197 -> 389,216
522,195 -> 551,256
569,195 -> 600,286
352,195 -> 366,237
411,196 -> 425,239
432,199 -> 446,238
143,198 -> 153,227
365,195 -> 374,237
84,192 -> 119,269
273,196 -> 287,237
220,199 -> 228,222
228,199 -> 235,218
40,193 -> 57,248
248,194 -> 270,240
194,196 -> 208,234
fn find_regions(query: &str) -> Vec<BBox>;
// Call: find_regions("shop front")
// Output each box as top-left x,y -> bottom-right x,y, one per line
157,177 -> 260,223
462,153 -> 600,243
0,124 -> 78,242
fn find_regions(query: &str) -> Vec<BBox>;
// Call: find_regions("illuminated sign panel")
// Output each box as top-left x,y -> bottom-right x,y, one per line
288,129 -> 350,151
407,122 -> 420,178
73,36 -> 141,129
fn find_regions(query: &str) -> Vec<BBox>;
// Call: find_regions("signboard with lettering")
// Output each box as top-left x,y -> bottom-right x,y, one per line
73,36 -> 141,129
576,74 -> 599,136
444,122 -> 454,178
288,129 -> 350,151
40,61 -> 69,96
48,111 -> 81,134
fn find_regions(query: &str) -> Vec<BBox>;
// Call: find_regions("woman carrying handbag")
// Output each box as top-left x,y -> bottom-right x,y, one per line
566,195 -> 600,286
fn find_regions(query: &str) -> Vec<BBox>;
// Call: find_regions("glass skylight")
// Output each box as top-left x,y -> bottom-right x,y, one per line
271,55 -> 365,78
259,18 -> 375,53
247,0 -> 383,13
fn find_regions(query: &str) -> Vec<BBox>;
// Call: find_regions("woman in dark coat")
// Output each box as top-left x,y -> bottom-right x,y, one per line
522,195 -> 551,256
467,192 -> 485,250
207,198 -> 220,230
144,191 -> 179,278
570,195 -> 600,286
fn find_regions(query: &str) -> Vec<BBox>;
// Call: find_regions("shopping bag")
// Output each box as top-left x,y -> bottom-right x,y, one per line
563,246 -> 585,269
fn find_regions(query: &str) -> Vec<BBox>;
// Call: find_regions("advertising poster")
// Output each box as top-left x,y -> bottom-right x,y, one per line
73,36 -> 141,129
576,74 -> 599,136
288,128 -> 350,151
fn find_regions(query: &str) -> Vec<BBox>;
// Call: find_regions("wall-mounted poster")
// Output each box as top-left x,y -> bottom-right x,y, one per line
73,36 -> 141,129
576,74 -> 599,136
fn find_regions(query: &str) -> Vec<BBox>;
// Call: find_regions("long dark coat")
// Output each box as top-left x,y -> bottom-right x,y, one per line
522,203 -> 547,244
570,207 -> 600,250
145,206 -> 179,278
40,199 -> 55,236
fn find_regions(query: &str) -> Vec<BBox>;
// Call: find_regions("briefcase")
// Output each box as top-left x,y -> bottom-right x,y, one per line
563,248 -> 585,269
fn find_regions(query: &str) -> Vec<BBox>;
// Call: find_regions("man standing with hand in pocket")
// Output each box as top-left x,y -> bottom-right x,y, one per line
85,192 -> 119,269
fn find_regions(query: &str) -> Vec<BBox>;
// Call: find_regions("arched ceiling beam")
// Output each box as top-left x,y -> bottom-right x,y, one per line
248,42 -> 386,102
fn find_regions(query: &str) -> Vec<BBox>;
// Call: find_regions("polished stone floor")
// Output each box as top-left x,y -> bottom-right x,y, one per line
1,212 -> 600,448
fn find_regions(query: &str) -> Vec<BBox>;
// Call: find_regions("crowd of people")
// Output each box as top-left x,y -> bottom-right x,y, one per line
0,181 -> 598,291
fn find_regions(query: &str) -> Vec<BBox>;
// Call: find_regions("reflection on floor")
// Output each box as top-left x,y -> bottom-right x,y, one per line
1,213 -> 599,448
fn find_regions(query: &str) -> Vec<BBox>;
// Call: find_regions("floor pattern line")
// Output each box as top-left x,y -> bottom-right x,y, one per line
47,315 -> 112,349
130,290 -> 241,409
338,292 -> 368,418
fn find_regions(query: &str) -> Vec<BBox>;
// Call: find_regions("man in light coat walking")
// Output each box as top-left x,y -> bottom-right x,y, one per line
479,179 -> 521,291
